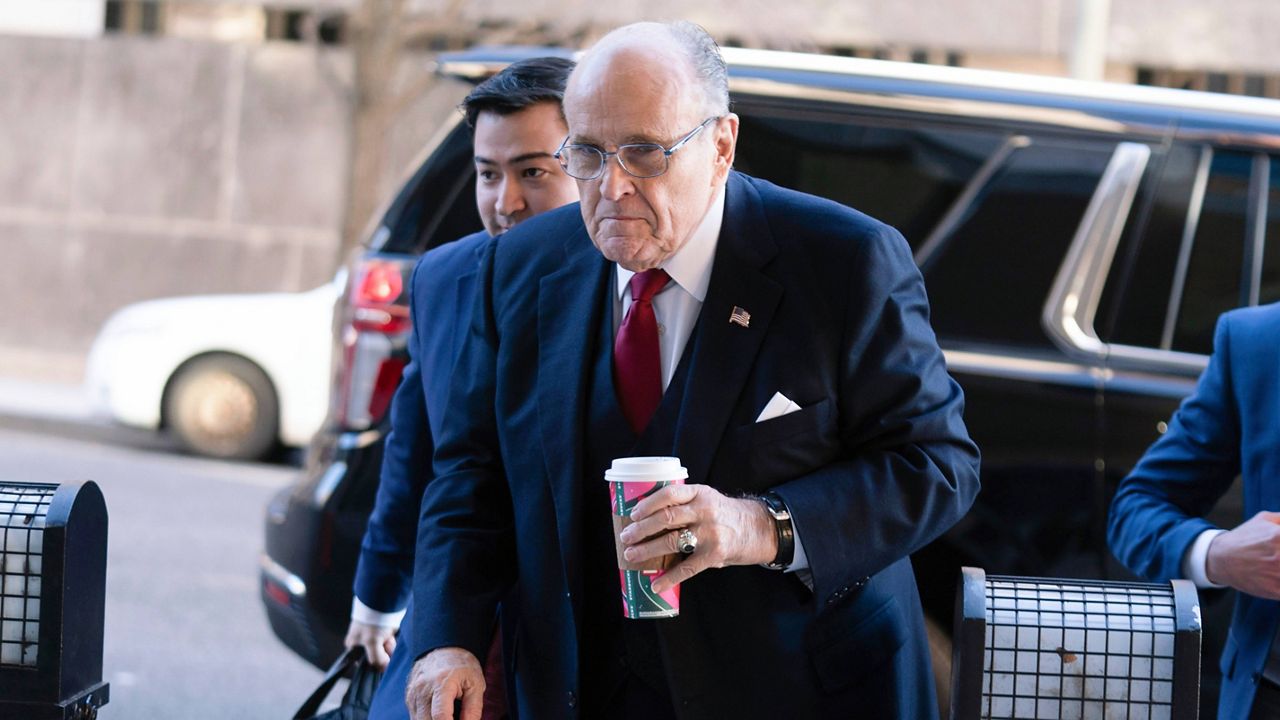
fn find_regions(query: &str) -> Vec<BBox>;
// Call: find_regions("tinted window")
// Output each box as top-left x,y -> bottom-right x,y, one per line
1098,144 -> 1200,347
1171,150 -> 1252,353
1261,158 -> 1280,305
922,138 -> 1114,348
735,109 -> 1004,249
376,121 -> 483,254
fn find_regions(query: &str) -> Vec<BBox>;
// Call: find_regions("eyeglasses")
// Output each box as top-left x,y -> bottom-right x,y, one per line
554,116 -> 719,180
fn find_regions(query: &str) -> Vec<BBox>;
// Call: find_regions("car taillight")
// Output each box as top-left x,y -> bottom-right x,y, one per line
263,578 -> 292,607
358,261 -> 403,303
333,256 -> 416,430
351,263 -> 410,334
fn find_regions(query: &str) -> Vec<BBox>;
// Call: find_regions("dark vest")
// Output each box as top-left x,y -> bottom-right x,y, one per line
580,283 -> 696,715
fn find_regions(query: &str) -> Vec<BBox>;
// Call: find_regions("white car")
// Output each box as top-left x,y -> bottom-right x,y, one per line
84,275 -> 342,460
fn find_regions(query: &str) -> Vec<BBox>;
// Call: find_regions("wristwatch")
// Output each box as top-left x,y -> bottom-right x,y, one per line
757,492 -> 795,570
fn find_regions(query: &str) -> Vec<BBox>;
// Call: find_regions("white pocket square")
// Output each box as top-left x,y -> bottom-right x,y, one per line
756,391 -> 802,423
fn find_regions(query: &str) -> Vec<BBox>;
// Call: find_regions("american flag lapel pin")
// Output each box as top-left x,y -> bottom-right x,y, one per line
729,306 -> 751,328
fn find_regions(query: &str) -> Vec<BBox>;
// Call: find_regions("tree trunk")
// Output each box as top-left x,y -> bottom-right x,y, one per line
337,0 -> 405,266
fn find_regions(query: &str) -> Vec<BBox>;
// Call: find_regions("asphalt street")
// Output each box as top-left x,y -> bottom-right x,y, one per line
0,418 -> 327,719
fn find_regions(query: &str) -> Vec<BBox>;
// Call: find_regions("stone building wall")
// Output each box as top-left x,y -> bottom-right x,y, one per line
0,32 -> 459,380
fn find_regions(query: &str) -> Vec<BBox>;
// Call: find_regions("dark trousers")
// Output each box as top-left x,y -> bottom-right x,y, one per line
1252,680 -> 1280,720
599,674 -> 677,720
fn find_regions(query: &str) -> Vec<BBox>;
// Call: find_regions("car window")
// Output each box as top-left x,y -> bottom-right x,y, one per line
1260,158 -> 1280,305
1097,144 -> 1201,348
921,137 -> 1115,348
734,108 -> 1004,250
375,120 -> 483,255
1170,150 -> 1252,353
1100,145 -> 1278,357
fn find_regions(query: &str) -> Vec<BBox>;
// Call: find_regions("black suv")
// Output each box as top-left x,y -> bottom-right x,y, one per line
262,45 -> 1280,713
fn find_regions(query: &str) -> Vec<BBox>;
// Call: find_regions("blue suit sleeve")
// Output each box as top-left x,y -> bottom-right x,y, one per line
411,240 -> 515,663
1108,313 -> 1242,583
353,258 -> 435,613
770,224 -> 981,604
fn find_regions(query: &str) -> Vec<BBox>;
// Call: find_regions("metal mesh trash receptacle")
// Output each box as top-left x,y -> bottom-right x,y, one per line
951,567 -> 1201,720
0,481 -> 109,719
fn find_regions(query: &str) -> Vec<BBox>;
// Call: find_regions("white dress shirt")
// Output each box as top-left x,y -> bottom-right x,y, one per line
613,186 -> 810,574
351,596 -> 407,627
1182,528 -> 1226,588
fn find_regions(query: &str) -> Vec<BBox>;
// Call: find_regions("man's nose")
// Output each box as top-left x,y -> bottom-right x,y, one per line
598,154 -> 635,202
496,178 -> 526,217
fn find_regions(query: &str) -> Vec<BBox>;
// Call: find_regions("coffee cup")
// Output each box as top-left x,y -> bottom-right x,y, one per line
605,456 -> 688,619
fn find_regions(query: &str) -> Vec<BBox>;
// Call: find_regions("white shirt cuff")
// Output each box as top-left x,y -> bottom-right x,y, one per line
350,596 -> 407,628
1182,528 -> 1227,588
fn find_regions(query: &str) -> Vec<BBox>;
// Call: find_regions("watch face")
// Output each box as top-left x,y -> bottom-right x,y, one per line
761,493 -> 790,520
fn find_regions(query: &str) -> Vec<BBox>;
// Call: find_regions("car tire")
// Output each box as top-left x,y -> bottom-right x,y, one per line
164,354 -> 279,461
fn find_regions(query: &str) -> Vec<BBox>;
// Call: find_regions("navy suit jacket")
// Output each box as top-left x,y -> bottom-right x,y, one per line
413,172 -> 980,718
1110,303 -> 1280,720
354,231 -> 490,612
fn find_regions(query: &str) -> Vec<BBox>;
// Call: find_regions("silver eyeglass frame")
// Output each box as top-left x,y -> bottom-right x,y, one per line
554,116 -> 721,180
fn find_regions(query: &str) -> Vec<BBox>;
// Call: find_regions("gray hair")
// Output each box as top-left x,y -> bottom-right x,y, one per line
665,21 -> 730,117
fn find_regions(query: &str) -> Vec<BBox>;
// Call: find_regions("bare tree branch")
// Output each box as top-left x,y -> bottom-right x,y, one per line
334,0 -> 589,264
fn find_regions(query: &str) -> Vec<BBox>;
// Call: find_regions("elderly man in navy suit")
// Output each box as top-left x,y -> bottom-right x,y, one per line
406,22 -> 980,720
1110,302 -> 1280,720
344,57 -> 578,719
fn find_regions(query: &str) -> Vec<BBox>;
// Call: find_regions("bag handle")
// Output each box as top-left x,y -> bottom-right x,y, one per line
292,646 -> 365,719
345,648 -> 383,711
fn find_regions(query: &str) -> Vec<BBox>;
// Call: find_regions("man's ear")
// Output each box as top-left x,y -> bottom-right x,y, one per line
712,113 -> 740,184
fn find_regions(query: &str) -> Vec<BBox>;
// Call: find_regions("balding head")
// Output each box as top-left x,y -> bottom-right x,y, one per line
559,21 -> 739,272
567,22 -> 729,120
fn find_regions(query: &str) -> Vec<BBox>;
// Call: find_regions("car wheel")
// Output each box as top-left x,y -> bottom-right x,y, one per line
164,355 -> 279,461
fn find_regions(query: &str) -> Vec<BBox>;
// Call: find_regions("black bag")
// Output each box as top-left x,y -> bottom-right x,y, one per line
292,647 -> 383,720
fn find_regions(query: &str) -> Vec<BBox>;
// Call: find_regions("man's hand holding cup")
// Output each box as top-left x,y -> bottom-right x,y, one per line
619,481 -> 779,595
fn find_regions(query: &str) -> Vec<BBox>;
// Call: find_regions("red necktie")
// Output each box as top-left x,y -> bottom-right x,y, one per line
614,269 -> 671,434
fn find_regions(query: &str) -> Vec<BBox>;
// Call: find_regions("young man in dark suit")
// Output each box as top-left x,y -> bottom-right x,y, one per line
344,56 -> 578,720
407,22 -> 980,720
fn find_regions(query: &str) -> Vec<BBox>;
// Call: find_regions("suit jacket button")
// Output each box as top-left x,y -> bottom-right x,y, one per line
568,691 -> 577,708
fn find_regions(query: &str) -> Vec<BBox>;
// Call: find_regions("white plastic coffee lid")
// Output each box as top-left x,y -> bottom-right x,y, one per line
604,456 -> 688,482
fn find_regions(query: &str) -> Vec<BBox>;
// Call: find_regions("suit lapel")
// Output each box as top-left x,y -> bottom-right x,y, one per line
676,174 -> 782,486
537,228 -> 611,586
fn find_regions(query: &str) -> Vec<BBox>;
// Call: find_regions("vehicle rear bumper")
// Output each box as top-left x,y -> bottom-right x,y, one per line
261,426 -> 388,668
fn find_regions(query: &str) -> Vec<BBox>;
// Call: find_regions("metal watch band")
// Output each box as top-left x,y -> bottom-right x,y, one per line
758,492 -> 795,570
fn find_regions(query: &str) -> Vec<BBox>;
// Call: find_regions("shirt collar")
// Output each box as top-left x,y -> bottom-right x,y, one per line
616,185 -> 725,302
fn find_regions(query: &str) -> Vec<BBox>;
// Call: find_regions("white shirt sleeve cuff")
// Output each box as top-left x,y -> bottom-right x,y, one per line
1182,528 -> 1227,588
351,596 -> 407,628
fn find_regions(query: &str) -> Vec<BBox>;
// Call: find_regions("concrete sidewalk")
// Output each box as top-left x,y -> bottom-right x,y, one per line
0,375 -> 198,456
0,374 -> 302,464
